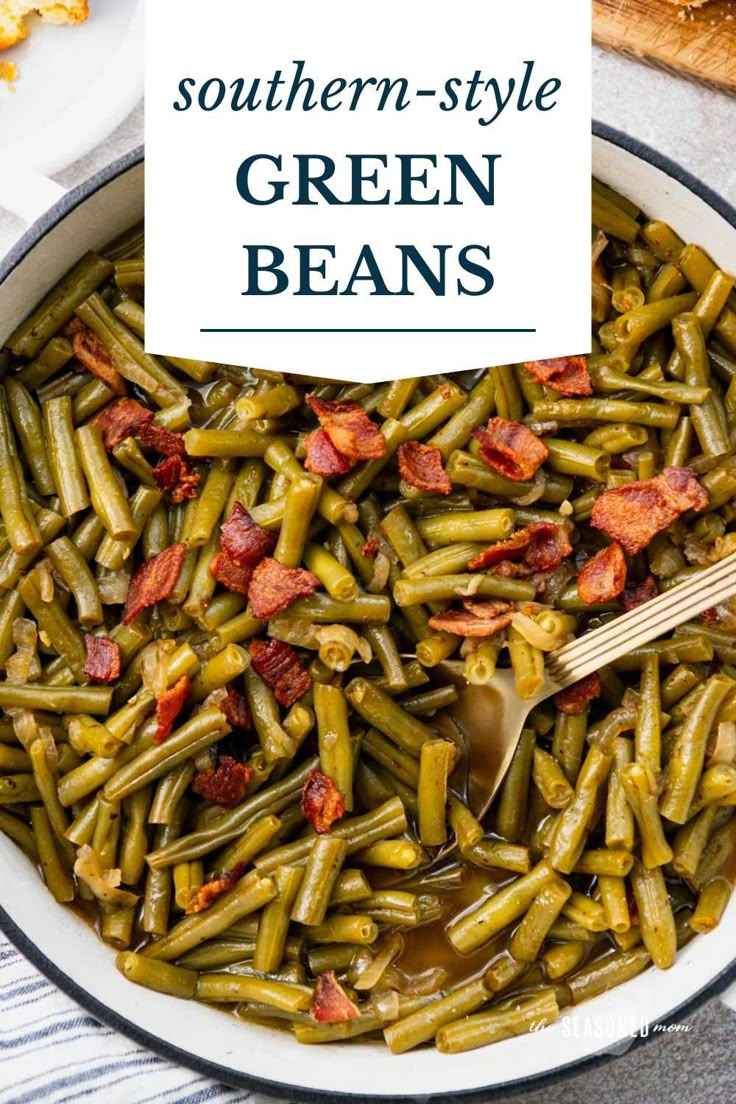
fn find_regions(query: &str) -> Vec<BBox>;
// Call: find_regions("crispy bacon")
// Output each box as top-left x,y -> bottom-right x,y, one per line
192,755 -> 253,808
397,442 -> 452,495
219,685 -> 252,730
428,599 -> 514,638
472,418 -> 549,482
248,557 -> 320,620
554,673 -> 601,715
523,356 -> 593,396
591,467 -> 708,554
621,574 -> 658,612
310,971 -> 360,1023
701,607 -> 718,626
249,638 -> 311,707
468,523 -> 572,573
210,552 -> 253,596
138,421 -> 187,457
70,321 -> 126,396
361,537 -> 379,559
306,395 -> 386,462
301,769 -> 345,833
152,455 -> 200,503
220,502 -> 277,567
304,428 -> 355,478
185,863 -> 245,914
83,636 -> 121,682
577,542 -> 627,604
155,674 -> 191,744
122,542 -> 187,624
91,398 -> 153,450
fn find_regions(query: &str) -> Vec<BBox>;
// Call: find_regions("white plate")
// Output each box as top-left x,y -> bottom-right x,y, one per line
0,0 -> 142,175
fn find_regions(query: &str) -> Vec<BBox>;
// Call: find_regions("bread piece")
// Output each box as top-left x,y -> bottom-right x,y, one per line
0,1 -> 89,51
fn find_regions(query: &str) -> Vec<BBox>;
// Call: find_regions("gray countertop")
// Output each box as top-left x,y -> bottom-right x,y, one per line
0,44 -> 735,1104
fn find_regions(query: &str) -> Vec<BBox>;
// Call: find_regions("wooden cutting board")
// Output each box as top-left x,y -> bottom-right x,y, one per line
593,0 -> 736,94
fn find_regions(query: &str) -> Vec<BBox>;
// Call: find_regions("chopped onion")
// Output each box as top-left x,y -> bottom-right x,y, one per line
37,560 -> 55,603
353,934 -> 403,991
592,230 -> 609,268
367,551 -> 391,594
511,470 -> 546,507
510,611 -> 559,652
366,988 -> 400,1022
141,639 -> 176,698
314,625 -> 372,671
74,844 -> 139,907
98,569 -> 131,605
268,617 -> 320,649
382,964 -> 449,996
11,709 -> 39,751
458,575 -> 484,598
707,722 -> 736,768
5,618 -> 41,684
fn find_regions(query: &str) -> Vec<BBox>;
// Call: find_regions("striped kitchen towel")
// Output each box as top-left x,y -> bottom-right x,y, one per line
0,934 -> 269,1104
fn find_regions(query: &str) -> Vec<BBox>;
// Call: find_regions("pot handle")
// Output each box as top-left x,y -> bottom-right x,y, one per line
720,983 -> 736,1013
0,165 -> 67,225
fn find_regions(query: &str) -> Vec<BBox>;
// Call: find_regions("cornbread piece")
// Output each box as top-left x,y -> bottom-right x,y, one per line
0,1 -> 89,52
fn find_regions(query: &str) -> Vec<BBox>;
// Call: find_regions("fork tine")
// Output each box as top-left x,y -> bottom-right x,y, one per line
547,552 -> 736,687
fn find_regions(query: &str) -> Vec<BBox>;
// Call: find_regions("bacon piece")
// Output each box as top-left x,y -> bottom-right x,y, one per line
304,428 -> 355,478
577,542 -> 627,605
472,418 -> 549,482
220,502 -> 277,568
138,421 -> 187,457
122,542 -> 187,624
219,685 -> 252,730
361,537 -> 379,558
248,557 -> 320,620
523,356 -> 593,396
310,971 -> 360,1024
701,607 -> 718,626
152,455 -> 200,503
397,442 -> 452,495
83,636 -> 121,682
91,398 -> 153,450
621,574 -> 658,612
306,395 -> 386,462
301,769 -> 345,834
185,863 -> 245,914
554,673 -> 601,715
489,561 -> 532,578
155,674 -> 191,744
210,552 -> 253,596
468,523 -> 572,573
192,756 -> 253,808
249,638 -> 311,707
70,321 -> 126,396
428,599 -> 513,638
591,467 -> 708,555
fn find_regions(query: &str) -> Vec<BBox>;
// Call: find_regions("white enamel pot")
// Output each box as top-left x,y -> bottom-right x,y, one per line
0,125 -> 735,1101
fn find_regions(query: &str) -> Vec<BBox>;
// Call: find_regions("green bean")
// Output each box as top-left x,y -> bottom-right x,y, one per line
286,594 -> 391,624
291,836 -> 349,926
185,428 -> 290,458
549,745 -> 613,874
8,253 -> 114,358
147,757 -> 320,866
0,390 -> 42,555
448,861 -> 555,953
144,870 -> 276,962
383,977 -> 489,1054
533,747 -> 574,809
529,398 -> 680,429
196,973 -> 312,1011
345,678 -> 434,755
255,797 -> 407,873
673,313 -> 729,455
427,374 -> 496,458
314,683 -> 353,810
45,536 -> 103,625
253,866 -> 305,972
18,571 -> 87,680
568,946 -> 651,1003
6,378 -> 55,495
660,675 -> 733,823
30,806 -> 74,903
303,543 -> 358,601
465,839 -> 531,874
630,862 -> 676,969
116,952 -> 197,999
104,707 -> 230,801
690,877 -> 731,933
400,382 -> 466,439
394,574 -> 534,606
274,474 -> 322,568
76,294 -> 186,408
43,395 -> 90,517
217,814 -> 283,872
